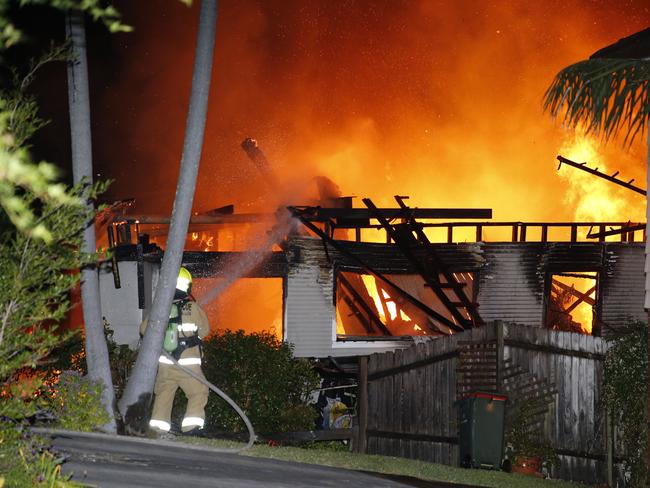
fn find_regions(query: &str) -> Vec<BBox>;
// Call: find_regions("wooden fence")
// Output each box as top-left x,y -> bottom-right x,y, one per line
354,322 -> 611,485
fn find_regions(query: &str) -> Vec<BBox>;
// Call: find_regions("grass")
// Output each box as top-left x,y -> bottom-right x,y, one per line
176,437 -> 589,488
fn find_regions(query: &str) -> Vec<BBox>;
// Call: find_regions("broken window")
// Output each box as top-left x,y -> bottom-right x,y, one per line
335,271 -> 475,339
545,272 -> 597,335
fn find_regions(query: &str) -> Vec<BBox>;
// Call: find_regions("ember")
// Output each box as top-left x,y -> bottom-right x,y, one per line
90,1 -> 647,228
74,1 -> 650,343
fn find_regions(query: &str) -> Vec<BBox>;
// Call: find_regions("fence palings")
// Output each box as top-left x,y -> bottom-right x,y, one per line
358,322 -> 610,485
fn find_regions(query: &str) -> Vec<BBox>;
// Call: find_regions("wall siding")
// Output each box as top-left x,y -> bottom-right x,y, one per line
285,237 -> 412,357
600,243 -> 645,335
478,244 -> 544,326
99,260 -> 156,348
285,237 -> 644,358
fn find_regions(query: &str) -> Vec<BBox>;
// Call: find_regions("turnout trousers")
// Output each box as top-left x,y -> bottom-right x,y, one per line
149,362 -> 209,432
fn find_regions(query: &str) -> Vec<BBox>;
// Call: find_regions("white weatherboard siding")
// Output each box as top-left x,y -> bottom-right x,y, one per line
600,244 -> 645,334
99,240 -> 646,356
477,244 -> 544,326
285,238 -> 411,358
99,260 -> 157,348
284,263 -> 334,358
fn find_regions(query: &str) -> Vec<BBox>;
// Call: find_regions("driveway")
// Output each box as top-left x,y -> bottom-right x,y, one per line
35,429 -> 480,488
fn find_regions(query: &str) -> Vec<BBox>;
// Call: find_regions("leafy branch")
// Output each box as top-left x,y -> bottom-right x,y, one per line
543,59 -> 650,145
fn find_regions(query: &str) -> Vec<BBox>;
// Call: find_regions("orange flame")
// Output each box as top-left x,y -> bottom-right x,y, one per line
91,2 -> 649,339
558,136 -> 645,231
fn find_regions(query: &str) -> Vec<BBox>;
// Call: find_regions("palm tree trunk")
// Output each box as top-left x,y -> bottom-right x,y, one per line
118,0 -> 218,433
65,9 -> 116,433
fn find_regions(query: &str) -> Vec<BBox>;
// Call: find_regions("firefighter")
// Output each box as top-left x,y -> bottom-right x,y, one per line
140,266 -> 210,436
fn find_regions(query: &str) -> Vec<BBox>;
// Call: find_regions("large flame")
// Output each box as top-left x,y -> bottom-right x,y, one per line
96,1 -> 649,222
558,136 -> 645,233
87,1 -> 649,337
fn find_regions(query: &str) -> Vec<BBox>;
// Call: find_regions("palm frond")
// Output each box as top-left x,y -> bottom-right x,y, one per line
543,58 -> 650,145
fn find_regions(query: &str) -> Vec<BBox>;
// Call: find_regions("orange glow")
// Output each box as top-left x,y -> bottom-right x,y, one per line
192,277 -> 283,339
558,136 -> 645,236
99,2 -> 648,225
548,273 -> 597,334
91,2 -> 649,338
358,274 -> 424,335
568,284 -> 596,334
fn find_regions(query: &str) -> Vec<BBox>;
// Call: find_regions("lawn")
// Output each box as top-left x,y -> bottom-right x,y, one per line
178,437 -> 588,488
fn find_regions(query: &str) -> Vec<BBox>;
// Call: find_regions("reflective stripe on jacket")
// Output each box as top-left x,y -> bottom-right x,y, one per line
140,300 -> 211,362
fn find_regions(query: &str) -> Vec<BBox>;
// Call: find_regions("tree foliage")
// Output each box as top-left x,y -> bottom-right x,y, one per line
543,59 -> 650,145
0,0 -> 131,48
0,137 -> 110,488
0,179 -> 108,404
0,108 -> 82,242
0,1 -> 125,485
5,42 -> 69,148
0,0 -> 129,240
603,320 -> 647,487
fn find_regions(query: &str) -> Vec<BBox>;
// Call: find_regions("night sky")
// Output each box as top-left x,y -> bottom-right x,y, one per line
21,0 -> 650,222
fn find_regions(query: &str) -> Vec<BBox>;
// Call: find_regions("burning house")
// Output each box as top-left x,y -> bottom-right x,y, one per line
101,212 -> 646,355
99,149 -> 646,358
92,144 -> 645,485
15,0 -> 645,483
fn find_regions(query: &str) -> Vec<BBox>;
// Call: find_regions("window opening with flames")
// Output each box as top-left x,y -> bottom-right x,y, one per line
545,272 -> 597,335
335,271 -> 475,339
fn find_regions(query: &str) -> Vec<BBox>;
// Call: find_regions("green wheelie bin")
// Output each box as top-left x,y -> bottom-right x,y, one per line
458,391 -> 507,470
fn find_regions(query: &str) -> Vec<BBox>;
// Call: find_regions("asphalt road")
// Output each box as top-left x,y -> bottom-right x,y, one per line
34,429 -> 479,488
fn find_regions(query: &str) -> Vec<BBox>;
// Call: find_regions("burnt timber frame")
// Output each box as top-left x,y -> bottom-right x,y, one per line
290,206 -> 493,223
109,215 -> 646,246
338,273 -> 392,336
586,223 -> 646,240
287,206 -> 465,333
557,155 -> 646,196
362,196 -> 482,329
555,154 -> 647,241
551,279 -> 597,314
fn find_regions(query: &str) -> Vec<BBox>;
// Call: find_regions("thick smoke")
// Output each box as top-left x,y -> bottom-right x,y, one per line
79,1 -> 650,335
91,0 -> 649,223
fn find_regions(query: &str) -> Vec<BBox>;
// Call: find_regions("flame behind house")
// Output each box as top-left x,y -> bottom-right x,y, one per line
91,1 -> 648,338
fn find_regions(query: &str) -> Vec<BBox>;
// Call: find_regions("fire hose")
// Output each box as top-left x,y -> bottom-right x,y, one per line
162,351 -> 256,452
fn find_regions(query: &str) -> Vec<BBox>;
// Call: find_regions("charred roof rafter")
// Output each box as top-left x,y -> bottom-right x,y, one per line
362,197 -> 482,330
557,155 -> 646,196
287,206 -> 464,334
556,155 -> 647,241
338,273 -> 393,336
288,206 -> 492,230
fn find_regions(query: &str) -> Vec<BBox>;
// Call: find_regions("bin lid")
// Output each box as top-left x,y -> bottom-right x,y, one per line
461,391 -> 507,401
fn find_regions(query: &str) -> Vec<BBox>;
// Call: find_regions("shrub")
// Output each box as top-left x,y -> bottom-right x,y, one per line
603,320 -> 647,487
0,421 -> 83,487
47,370 -> 110,431
201,329 -> 319,434
39,321 -> 138,400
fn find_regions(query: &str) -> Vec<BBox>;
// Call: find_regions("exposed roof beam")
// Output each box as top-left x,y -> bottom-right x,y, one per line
288,208 -> 464,333
292,207 -> 492,221
115,214 -> 274,224
557,155 -> 646,196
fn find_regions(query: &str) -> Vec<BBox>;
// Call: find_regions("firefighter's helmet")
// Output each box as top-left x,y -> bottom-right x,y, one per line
176,267 -> 192,293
